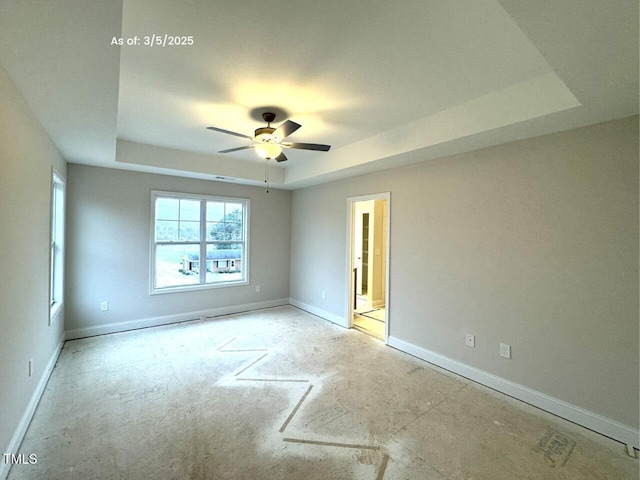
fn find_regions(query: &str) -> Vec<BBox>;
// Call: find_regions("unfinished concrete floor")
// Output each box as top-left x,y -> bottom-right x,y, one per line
8,306 -> 638,479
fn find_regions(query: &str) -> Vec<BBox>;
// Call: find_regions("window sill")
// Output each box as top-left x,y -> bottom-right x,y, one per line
49,302 -> 63,326
150,279 -> 248,295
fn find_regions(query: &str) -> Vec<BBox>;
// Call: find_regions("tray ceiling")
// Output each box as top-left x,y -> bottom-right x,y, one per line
0,0 -> 637,188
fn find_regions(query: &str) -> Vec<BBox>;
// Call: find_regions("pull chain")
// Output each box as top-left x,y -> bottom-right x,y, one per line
264,159 -> 270,193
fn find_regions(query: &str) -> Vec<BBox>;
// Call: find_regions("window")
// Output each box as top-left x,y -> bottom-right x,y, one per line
151,191 -> 249,293
50,172 -> 65,322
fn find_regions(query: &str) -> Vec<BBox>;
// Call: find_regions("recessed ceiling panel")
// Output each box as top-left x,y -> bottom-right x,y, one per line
1,0 -> 636,188
116,0 -> 555,165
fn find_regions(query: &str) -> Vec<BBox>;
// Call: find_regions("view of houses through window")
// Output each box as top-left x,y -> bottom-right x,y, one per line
151,191 -> 248,292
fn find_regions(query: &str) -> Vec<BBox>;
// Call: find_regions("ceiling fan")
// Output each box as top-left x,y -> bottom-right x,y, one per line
206,112 -> 331,162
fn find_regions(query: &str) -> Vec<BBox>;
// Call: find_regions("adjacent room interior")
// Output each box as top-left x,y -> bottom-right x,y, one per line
0,1 -> 638,479
351,196 -> 388,341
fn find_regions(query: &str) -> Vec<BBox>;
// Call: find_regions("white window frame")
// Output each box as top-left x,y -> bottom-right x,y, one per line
50,171 -> 65,323
149,190 -> 250,295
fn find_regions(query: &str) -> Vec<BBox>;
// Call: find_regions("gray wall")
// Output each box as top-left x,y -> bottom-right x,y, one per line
0,67 -> 66,455
290,116 -> 639,429
65,165 -> 291,332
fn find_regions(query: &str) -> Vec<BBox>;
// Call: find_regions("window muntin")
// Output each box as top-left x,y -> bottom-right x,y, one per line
151,192 -> 248,293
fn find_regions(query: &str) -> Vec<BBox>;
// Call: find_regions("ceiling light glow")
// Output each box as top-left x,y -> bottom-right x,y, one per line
254,142 -> 282,159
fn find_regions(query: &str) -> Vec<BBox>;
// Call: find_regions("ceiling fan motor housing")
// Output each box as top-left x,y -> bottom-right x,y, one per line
254,126 -> 277,142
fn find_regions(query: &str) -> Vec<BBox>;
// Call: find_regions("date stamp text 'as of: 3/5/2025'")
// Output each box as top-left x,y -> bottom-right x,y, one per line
111,35 -> 194,47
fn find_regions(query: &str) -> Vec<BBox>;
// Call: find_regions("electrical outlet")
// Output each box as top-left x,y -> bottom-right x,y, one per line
28,359 -> 33,377
322,291 -> 326,300
100,301 -> 109,311
465,334 -> 475,348
255,285 -> 260,293
500,343 -> 511,359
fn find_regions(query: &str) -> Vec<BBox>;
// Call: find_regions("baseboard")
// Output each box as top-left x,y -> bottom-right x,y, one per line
1,333 -> 65,480
289,298 -> 346,327
388,336 -> 639,449
65,298 -> 290,340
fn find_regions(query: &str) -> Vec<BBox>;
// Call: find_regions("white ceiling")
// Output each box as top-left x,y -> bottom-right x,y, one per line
0,0 -> 637,189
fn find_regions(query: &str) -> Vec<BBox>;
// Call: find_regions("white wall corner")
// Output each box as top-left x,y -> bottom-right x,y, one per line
289,298 -> 347,327
387,336 -> 640,449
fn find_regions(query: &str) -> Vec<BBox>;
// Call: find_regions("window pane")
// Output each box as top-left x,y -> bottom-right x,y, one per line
155,244 -> 200,288
50,243 -> 55,305
206,222 -> 219,240
209,221 -> 239,241
180,199 -> 200,221
228,223 -> 242,241
179,221 -> 200,241
208,221 -> 243,241
207,203 -> 243,240
205,243 -> 243,283
156,198 -> 179,220
156,220 -> 178,241
225,203 -> 243,220
218,222 -> 241,241
206,201 -> 224,222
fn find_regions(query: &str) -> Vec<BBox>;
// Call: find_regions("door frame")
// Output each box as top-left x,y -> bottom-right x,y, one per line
345,192 -> 391,343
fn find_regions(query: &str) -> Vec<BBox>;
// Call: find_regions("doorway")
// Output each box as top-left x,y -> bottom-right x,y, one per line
346,193 -> 390,342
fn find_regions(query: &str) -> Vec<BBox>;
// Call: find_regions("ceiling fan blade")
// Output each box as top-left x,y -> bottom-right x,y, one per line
206,126 -> 252,139
273,120 -> 301,140
218,145 -> 253,153
282,142 -> 331,152
274,151 -> 288,162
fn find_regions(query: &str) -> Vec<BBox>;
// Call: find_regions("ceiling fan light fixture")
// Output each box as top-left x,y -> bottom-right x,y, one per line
254,142 -> 282,159
254,132 -> 274,143
208,111 -> 330,161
